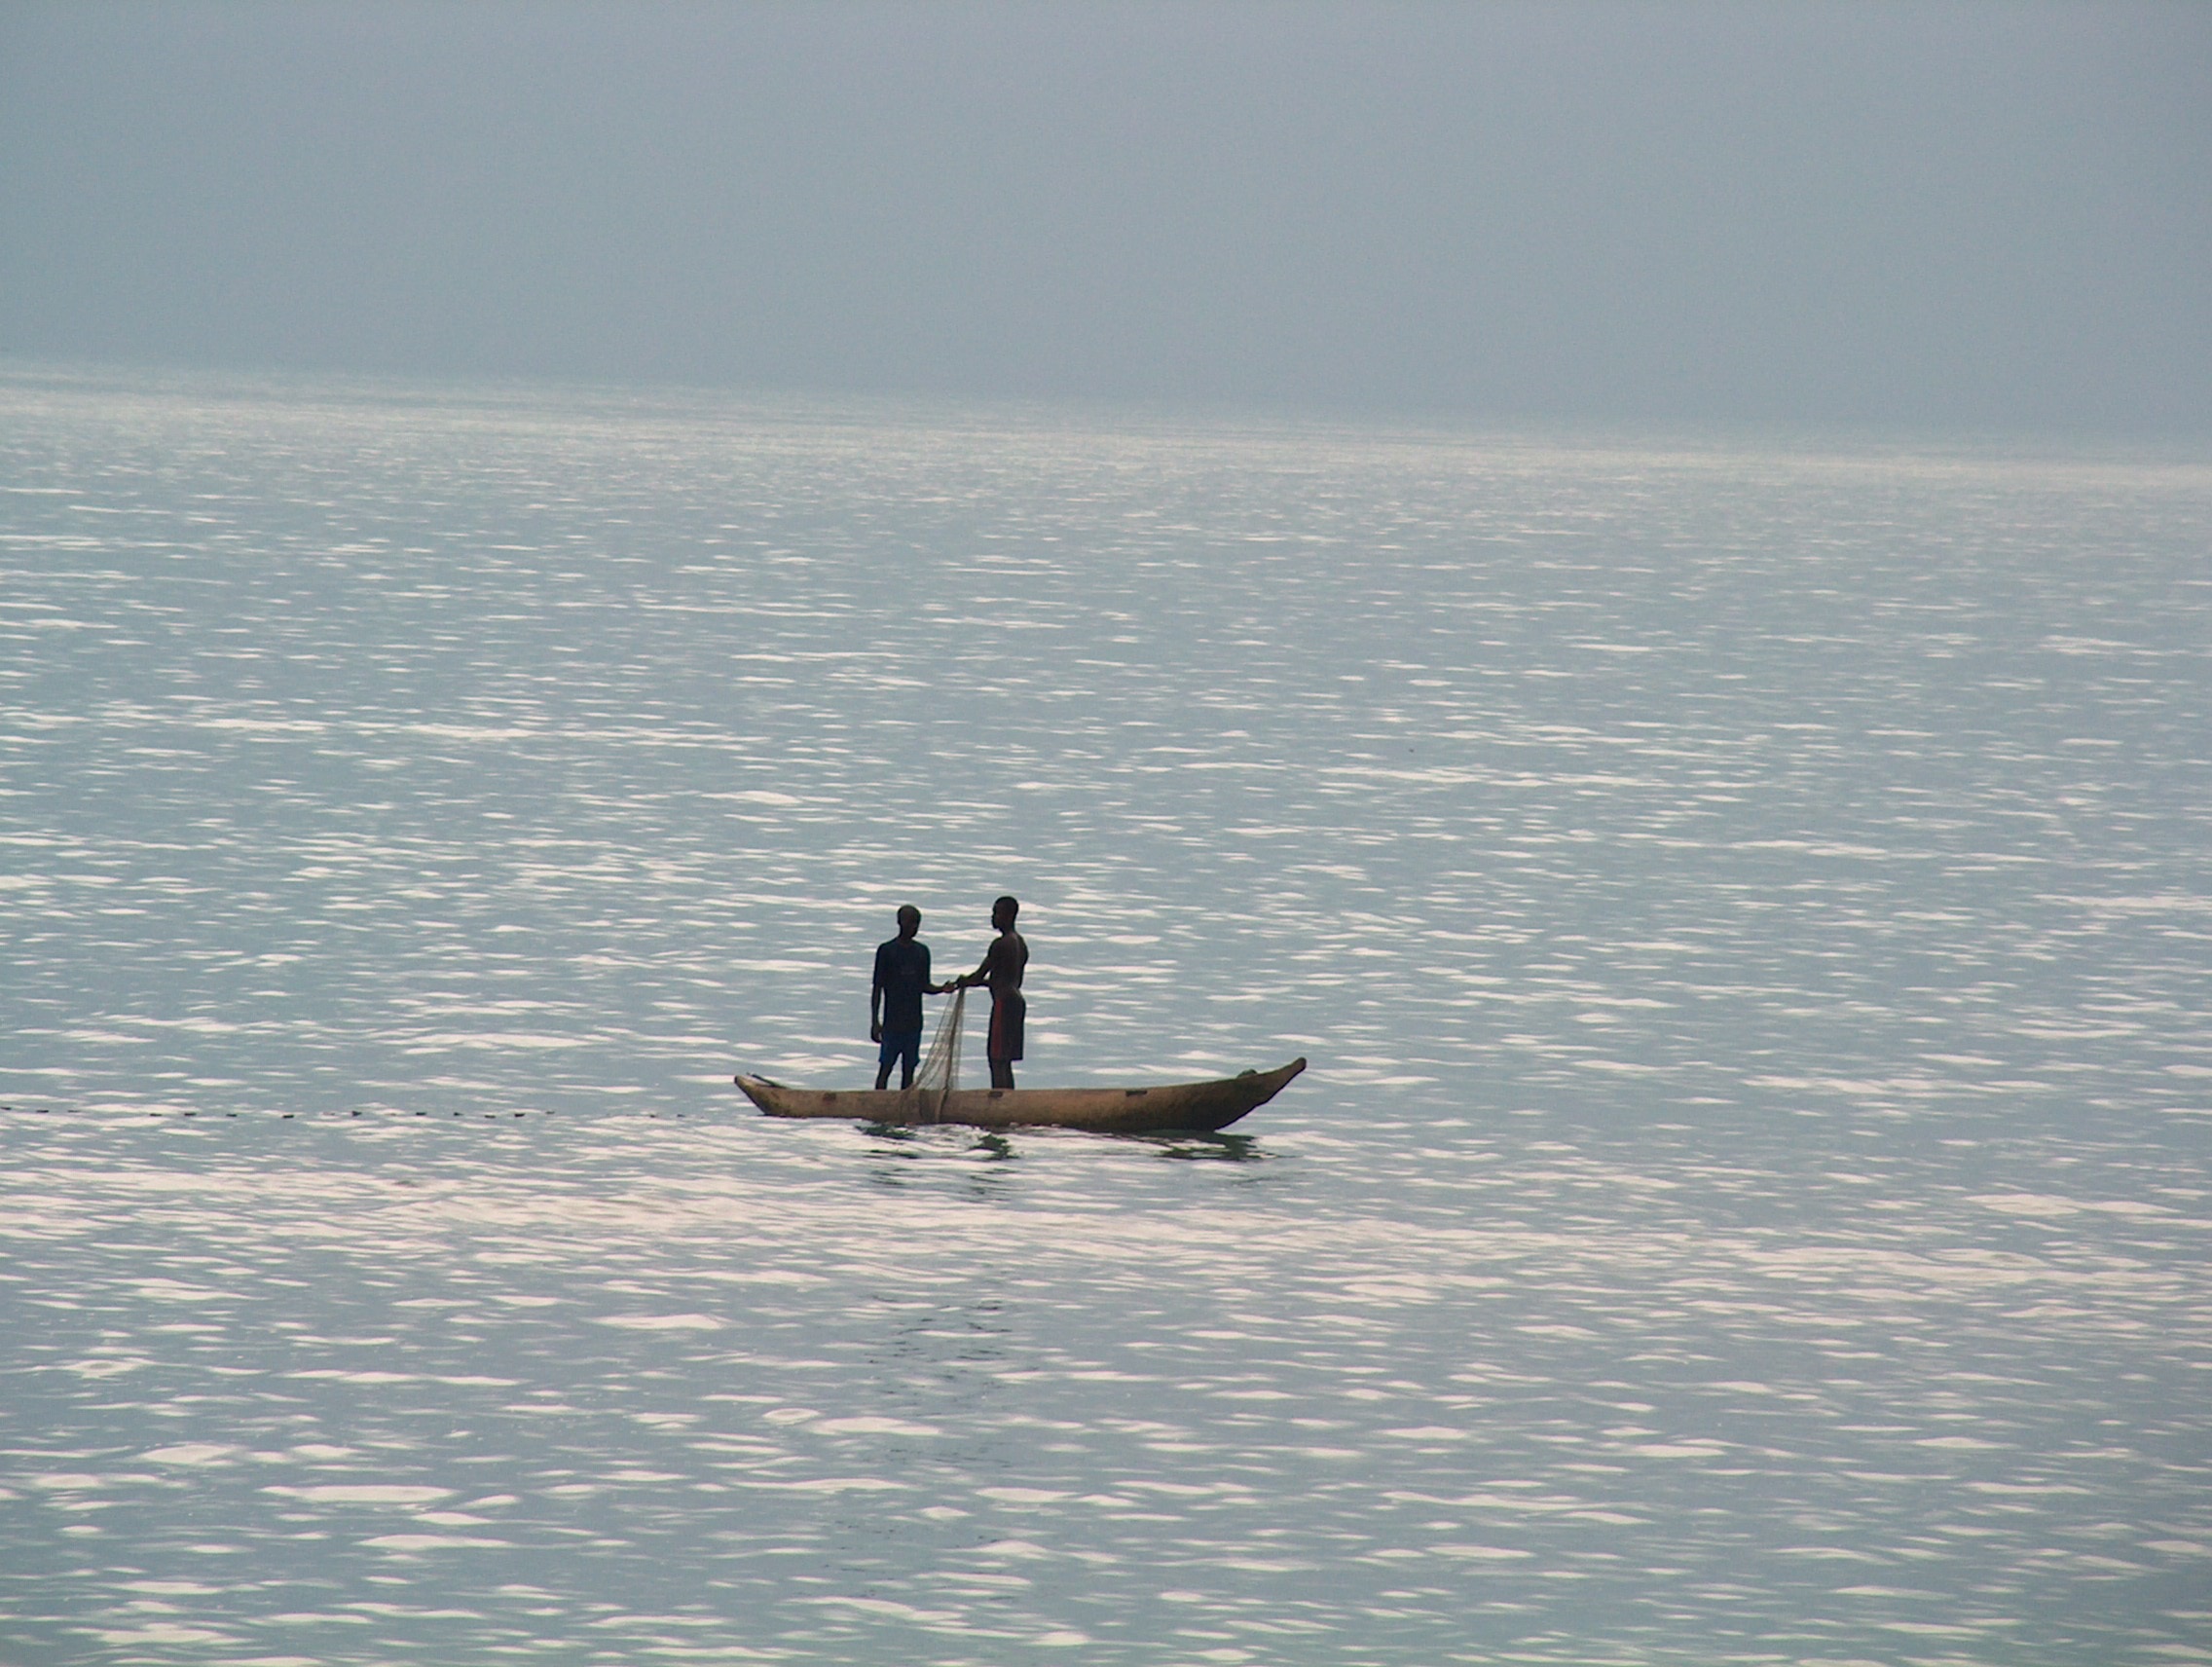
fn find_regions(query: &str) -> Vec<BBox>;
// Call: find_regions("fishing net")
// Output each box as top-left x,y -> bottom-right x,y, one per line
910,984 -> 966,1121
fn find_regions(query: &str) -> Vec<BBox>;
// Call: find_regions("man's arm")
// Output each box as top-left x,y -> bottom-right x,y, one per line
869,946 -> 885,1042
956,938 -> 1000,991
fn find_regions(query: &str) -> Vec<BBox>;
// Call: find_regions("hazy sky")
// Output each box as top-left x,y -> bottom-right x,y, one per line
3,1 -> 2206,433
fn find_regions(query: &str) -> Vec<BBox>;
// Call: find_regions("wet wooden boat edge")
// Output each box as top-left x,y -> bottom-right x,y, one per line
733,1056 -> 1308,1133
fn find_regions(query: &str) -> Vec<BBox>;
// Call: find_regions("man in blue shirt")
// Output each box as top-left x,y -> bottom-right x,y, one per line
870,905 -> 940,1091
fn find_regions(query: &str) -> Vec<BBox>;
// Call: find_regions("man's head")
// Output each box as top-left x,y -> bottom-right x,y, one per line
896,905 -> 921,938
992,895 -> 1018,931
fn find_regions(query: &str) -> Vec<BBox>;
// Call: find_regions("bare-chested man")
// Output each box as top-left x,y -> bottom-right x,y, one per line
954,895 -> 1028,1090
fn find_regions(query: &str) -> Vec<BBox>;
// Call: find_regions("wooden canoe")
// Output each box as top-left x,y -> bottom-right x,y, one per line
733,1057 -> 1306,1134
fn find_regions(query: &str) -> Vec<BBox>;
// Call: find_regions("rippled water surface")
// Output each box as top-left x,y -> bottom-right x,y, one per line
3,366 -> 2208,1664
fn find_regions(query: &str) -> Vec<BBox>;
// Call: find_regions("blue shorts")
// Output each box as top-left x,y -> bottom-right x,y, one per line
877,1028 -> 921,1075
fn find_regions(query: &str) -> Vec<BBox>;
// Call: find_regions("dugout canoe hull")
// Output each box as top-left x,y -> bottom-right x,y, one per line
733,1057 -> 1306,1133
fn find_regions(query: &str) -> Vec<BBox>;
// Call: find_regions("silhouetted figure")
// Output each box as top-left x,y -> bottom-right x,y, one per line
870,905 -> 940,1091
956,895 -> 1028,1090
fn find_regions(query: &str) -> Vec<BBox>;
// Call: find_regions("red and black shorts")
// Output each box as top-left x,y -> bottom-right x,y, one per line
986,993 -> 1025,1062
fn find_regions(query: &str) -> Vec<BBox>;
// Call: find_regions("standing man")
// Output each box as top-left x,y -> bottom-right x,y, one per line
870,905 -> 937,1091
957,895 -> 1029,1090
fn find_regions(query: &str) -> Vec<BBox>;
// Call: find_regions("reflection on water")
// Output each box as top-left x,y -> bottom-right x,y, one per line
1145,1131 -> 1266,1163
3,1110 -> 2206,1664
2,366 -> 2208,1663
855,1122 -> 1264,1166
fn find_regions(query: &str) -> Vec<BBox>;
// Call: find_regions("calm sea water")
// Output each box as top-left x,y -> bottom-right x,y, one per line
3,364 -> 2208,1665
